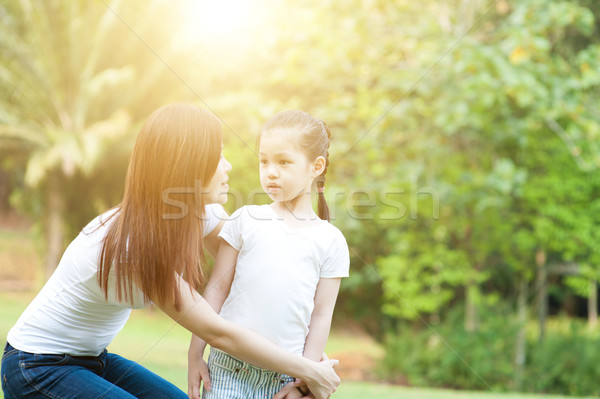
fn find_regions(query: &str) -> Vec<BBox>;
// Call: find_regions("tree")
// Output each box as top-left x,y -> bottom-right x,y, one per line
0,0 -> 189,277
225,1 -> 600,386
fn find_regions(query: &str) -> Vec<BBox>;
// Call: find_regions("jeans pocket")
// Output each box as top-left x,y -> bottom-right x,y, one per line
210,358 -> 239,373
1,347 -> 18,362
209,350 -> 245,374
21,353 -> 69,369
279,375 -> 295,387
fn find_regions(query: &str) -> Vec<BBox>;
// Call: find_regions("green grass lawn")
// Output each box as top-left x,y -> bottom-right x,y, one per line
0,291 -> 594,399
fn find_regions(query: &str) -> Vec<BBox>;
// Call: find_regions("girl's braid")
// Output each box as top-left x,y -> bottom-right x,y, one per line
316,121 -> 331,191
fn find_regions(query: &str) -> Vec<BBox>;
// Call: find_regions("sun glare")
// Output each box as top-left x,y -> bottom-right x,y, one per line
178,0 -> 266,48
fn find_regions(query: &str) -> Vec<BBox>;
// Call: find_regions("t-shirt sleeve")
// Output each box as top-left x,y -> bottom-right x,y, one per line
321,228 -> 350,278
218,206 -> 245,251
203,204 -> 227,236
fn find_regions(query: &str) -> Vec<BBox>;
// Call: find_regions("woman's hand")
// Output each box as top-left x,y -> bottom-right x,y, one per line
273,353 -> 333,399
303,359 -> 340,399
187,356 -> 211,399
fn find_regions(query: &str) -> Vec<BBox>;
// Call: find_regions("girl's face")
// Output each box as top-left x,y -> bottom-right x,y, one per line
203,148 -> 232,204
259,130 -> 320,203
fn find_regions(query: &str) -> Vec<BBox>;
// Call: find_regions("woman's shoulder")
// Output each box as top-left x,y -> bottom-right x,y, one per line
204,203 -> 226,220
203,204 -> 227,236
81,208 -> 120,235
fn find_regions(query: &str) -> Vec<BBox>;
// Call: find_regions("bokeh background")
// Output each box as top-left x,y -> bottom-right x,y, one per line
1,0 -> 600,397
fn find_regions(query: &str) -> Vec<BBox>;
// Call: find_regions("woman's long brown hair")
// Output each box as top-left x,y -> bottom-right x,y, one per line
98,103 -> 222,311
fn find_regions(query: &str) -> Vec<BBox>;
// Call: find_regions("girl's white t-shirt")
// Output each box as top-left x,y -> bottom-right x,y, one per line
7,204 -> 225,356
218,205 -> 350,356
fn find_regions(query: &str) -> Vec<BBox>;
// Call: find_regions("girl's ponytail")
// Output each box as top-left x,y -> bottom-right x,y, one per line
316,122 -> 331,222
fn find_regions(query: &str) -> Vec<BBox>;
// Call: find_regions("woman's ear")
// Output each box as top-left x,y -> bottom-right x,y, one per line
312,156 -> 326,178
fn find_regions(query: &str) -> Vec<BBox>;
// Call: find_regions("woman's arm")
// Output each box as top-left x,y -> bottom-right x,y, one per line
156,275 -> 340,399
188,240 -> 238,398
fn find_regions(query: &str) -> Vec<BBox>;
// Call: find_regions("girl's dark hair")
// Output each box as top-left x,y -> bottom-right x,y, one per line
261,110 -> 331,221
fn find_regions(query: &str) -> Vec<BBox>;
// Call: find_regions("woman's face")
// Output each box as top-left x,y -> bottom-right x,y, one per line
203,149 -> 232,204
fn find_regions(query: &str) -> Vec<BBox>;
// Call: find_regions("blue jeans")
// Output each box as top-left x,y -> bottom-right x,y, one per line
202,348 -> 295,399
1,342 -> 187,399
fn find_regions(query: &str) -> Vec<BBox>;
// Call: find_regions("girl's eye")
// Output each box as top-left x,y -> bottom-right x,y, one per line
260,159 -> 267,164
280,160 -> 290,165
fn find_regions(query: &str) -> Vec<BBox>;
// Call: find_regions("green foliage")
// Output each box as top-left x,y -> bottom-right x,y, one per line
380,305 -> 518,391
526,322 -> 600,396
330,0 -> 600,329
381,306 -> 600,396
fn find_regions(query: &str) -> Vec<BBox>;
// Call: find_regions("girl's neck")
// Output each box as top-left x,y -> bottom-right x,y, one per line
270,194 -> 319,225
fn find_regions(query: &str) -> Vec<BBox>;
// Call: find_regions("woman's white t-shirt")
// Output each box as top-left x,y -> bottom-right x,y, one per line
7,204 -> 225,356
218,205 -> 350,356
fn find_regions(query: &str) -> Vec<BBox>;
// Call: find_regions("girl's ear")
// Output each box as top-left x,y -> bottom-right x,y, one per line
312,156 -> 326,178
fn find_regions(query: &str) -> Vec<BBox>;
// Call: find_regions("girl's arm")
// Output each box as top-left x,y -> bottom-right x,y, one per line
302,278 -> 342,361
203,219 -> 225,258
274,278 -> 342,399
155,275 -> 340,399
188,240 -> 238,398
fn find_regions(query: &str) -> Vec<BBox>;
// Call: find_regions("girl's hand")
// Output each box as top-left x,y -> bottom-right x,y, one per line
273,381 -> 304,399
304,359 -> 340,399
187,358 -> 211,399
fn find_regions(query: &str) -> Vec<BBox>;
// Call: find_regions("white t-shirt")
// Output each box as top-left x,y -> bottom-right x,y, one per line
7,204 -> 225,356
218,205 -> 350,356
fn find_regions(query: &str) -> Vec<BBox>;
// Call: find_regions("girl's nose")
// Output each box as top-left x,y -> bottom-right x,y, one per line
267,165 -> 278,177
224,157 -> 232,172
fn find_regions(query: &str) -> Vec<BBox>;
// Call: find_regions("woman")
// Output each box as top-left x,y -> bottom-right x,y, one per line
0,103 -> 339,399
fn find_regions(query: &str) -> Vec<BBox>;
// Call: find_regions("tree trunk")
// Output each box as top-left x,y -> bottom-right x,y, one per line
535,249 -> 547,342
0,169 -> 10,213
513,276 -> 528,392
589,280 -> 597,328
44,176 -> 65,279
465,280 -> 478,332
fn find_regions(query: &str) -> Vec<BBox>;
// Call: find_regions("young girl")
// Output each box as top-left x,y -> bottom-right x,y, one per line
1,104 -> 340,399
187,110 -> 350,399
